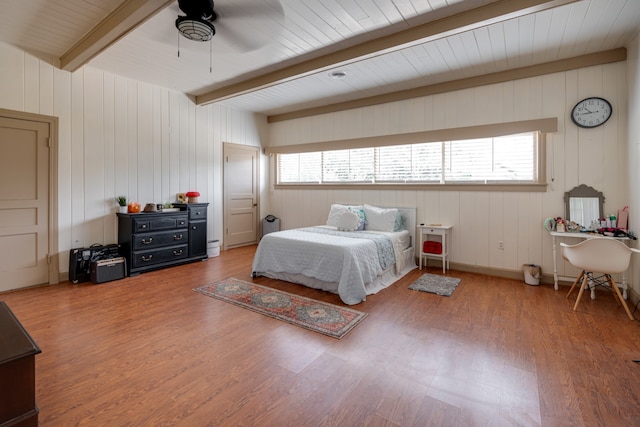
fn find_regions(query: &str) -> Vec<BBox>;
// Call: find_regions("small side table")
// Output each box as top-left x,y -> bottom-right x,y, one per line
418,225 -> 452,274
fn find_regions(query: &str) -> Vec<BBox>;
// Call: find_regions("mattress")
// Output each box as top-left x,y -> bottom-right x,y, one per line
251,226 -> 415,305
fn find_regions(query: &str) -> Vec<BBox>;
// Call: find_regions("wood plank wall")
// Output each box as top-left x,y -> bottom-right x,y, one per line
266,60 -> 632,285
0,42 -> 266,279
0,39 -> 637,295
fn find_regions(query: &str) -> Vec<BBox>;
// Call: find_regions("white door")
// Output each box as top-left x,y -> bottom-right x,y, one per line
224,143 -> 259,249
0,117 -> 50,291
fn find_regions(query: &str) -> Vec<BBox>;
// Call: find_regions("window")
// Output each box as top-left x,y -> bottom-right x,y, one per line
277,132 -> 539,185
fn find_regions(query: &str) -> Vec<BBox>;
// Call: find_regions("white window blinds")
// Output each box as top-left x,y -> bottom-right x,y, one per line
278,131 -> 538,184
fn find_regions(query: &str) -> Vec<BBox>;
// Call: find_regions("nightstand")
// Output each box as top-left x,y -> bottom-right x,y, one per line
418,224 -> 452,273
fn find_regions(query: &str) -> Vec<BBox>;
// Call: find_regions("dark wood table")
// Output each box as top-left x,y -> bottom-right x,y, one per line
0,301 -> 41,426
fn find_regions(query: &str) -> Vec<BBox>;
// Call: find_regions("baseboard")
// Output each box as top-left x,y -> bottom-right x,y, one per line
423,259 -> 640,307
419,258 -> 573,287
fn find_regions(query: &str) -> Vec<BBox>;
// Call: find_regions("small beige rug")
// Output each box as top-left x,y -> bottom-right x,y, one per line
409,273 -> 461,297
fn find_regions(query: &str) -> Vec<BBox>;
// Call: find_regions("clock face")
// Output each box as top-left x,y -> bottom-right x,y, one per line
571,97 -> 612,128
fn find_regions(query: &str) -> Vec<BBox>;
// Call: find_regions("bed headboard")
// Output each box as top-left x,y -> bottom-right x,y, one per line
396,207 -> 417,248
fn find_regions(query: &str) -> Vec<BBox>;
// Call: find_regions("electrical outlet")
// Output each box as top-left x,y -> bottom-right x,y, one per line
498,241 -> 504,250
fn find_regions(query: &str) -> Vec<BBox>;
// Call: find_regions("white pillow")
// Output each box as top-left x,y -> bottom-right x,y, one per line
327,204 -> 363,227
363,204 -> 398,232
327,204 -> 348,227
336,210 -> 361,232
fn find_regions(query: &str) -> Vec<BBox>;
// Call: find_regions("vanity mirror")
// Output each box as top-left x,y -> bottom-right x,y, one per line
564,184 -> 604,228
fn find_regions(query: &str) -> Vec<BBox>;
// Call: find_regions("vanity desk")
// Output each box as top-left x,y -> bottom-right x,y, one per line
550,231 -> 630,299
550,184 -> 632,298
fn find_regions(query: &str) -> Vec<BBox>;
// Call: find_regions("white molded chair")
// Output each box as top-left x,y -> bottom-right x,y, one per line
561,238 -> 639,320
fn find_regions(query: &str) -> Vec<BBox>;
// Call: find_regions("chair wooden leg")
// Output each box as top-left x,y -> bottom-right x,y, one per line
607,275 -> 621,305
573,274 -> 590,312
566,270 -> 585,299
606,275 -> 634,320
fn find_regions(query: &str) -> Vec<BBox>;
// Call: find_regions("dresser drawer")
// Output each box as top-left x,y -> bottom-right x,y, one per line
425,227 -> 445,235
131,245 -> 189,269
132,230 -> 188,250
188,205 -> 207,219
133,214 -> 188,232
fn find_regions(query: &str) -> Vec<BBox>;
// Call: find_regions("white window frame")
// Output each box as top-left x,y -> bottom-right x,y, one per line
267,119 -> 556,192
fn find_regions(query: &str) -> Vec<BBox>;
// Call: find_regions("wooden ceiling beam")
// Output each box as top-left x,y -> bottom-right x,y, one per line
268,48 -> 627,123
195,0 -> 579,106
60,0 -> 175,72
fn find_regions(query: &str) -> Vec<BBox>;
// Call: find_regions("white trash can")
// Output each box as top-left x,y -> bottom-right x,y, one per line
207,240 -> 220,258
522,264 -> 541,285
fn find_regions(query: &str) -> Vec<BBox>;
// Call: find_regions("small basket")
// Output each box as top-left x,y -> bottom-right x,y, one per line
423,240 -> 442,254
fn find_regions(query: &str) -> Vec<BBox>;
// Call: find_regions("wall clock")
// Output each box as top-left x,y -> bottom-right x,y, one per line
571,97 -> 612,128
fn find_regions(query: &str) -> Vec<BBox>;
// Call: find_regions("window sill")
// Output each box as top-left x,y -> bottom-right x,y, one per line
274,183 -> 548,192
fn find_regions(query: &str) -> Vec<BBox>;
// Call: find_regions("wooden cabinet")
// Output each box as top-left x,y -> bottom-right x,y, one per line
0,301 -> 41,427
174,204 -> 208,258
117,203 -> 208,276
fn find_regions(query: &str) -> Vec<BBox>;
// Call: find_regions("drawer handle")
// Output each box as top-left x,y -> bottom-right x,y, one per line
141,255 -> 153,262
141,237 -> 153,245
178,221 -> 186,226
140,224 -> 147,229
173,249 -> 183,256
196,211 -> 201,215
173,234 -> 183,240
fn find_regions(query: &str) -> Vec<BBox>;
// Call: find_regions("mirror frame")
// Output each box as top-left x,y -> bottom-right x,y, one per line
564,184 -> 604,224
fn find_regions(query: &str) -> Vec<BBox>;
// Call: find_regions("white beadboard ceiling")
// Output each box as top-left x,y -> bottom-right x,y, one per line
1,0 -> 639,117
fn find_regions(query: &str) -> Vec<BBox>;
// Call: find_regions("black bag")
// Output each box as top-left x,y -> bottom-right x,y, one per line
69,244 -> 120,284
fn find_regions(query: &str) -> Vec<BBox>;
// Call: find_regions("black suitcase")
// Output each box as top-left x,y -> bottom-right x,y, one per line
69,244 -> 121,284
90,257 -> 126,284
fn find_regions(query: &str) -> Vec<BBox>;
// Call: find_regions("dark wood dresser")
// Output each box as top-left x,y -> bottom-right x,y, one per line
0,301 -> 41,427
117,203 -> 209,276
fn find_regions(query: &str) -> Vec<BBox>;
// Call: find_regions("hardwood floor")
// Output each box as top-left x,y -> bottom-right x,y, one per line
2,245 -> 640,426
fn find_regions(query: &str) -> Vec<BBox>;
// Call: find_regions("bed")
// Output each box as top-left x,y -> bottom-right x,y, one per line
251,204 -> 417,305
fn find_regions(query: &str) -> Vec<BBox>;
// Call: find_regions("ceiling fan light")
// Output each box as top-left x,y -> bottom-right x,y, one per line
176,16 -> 215,42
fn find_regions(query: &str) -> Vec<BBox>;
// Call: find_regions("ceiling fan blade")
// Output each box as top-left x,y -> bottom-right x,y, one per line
213,19 -> 271,52
177,0 -> 214,19
211,0 -> 284,53
215,0 -> 284,23
170,0 -> 285,52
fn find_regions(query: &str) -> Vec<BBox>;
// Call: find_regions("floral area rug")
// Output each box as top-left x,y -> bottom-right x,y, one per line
193,278 -> 367,339
409,273 -> 461,297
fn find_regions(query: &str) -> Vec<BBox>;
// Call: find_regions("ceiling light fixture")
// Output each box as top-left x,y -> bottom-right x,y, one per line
176,16 -> 216,42
329,70 -> 348,79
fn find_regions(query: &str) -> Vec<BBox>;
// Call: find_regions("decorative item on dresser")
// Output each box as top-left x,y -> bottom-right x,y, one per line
185,191 -> 200,203
115,195 -> 127,213
117,203 -> 209,276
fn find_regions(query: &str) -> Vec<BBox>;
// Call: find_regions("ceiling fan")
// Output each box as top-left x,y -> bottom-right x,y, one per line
174,0 -> 285,52
175,0 -> 217,42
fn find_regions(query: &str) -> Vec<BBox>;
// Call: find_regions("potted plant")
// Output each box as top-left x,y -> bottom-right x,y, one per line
116,195 -> 127,213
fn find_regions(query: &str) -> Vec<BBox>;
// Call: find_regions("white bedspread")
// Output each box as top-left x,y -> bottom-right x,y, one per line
251,226 -> 409,305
